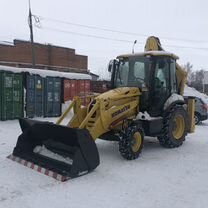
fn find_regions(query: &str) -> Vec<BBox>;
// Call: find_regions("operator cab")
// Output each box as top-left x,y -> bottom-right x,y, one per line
108,51 -> 179,116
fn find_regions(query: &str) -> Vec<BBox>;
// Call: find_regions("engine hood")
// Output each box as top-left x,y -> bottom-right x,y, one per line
95,87 -> 141,100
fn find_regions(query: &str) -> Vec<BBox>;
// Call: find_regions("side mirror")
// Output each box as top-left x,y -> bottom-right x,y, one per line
108,60 -> 114,72
108,59 -> 119,72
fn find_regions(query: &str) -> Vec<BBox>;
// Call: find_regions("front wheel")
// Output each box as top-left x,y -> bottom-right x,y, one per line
119,126 -> 144,160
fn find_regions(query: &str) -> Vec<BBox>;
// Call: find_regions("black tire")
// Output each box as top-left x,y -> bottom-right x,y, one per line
194,113 -> 201,125
119,126 -> 144,160
158,106 -> 188,148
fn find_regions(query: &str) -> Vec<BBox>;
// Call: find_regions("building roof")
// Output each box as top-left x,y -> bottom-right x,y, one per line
0,65 -> 92,80
13,39 -> 76,52
89,72 -> 99,77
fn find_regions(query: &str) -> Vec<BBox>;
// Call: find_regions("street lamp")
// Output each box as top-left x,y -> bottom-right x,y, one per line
132,40 -> 137,54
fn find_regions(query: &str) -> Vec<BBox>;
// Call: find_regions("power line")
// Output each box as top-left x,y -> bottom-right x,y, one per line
35,25 -> 208,51
37,26 -> 135,43
37,15 -> 208,44
162,44 -> 208,51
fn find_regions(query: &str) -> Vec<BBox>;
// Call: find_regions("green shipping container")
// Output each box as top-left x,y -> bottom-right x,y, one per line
0,71 -> 23,121
0,72 -> 2,120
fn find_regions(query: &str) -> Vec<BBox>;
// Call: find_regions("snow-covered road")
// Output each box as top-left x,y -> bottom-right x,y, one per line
0,120 -> 208,208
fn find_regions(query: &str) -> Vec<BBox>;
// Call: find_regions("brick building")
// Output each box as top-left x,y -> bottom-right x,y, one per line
0,39 -> 88,73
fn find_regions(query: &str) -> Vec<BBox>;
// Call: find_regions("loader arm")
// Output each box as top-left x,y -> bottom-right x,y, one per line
60,87 -> 141,140
144,36 -> 187,95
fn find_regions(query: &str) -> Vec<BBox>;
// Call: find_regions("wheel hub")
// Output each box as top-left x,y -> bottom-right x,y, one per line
131,132 -> 142,152
172,114 -> 185,140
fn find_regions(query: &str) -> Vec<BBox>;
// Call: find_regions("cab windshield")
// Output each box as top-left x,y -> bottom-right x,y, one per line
115,57 -> 150,88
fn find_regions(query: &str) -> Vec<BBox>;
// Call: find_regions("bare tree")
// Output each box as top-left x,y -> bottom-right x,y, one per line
183,62 -> 205,93
192,70 -> 205,92
183,62 -> 193,86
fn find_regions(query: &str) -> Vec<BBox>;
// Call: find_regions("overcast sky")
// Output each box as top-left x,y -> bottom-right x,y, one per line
1,0 -> 208,78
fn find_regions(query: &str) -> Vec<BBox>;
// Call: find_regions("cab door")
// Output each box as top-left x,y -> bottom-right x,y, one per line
149,58 -> 172,116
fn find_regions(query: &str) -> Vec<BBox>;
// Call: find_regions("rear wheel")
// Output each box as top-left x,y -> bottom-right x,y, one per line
119,126 -> 144,160
158,106 -> 188,148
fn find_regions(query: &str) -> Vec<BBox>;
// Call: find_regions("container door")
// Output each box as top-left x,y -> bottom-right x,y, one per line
35,76 -> 44,117
0,72 -> 23,120
2,72 -> 13,120
78,80 -> 85,96
84,80 -> 91,105
53,78 -> 61,117
26,75 -> 44,118
63,79 -> 71,102
84,80 -> 91,94
26,75 -> 35,117
0,72 -> 2,120
13,74 -> 23,118
70,80 -> 77,99
44,77 -> 54,117
44,77 -> 61,117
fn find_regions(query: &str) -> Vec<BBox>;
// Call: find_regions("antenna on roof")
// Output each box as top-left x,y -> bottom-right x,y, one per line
28,0 -> 36,68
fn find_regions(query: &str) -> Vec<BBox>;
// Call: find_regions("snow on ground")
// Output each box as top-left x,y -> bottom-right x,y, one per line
0,118 -> 208,208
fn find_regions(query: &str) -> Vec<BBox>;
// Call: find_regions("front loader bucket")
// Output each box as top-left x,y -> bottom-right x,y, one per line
10,118 -> 100,180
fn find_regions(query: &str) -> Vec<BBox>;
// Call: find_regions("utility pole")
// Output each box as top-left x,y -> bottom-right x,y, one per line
28,0 -> 35,67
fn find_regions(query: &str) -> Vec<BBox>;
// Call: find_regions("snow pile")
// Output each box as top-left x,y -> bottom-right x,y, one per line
136,111 -> 161,120
184,85 -> 208,101
33,145 -> 73,165
0,65 -> 92,80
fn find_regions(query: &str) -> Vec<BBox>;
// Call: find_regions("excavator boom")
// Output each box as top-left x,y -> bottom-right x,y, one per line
145,36 -> 187,95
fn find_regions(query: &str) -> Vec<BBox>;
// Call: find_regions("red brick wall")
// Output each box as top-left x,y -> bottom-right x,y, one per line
0,40 -> 88,72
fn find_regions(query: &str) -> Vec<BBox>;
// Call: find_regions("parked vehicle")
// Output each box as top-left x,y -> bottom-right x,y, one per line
184,96 -> 208,124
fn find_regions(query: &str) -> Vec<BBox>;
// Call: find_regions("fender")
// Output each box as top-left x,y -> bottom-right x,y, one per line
164,100 -> 185,114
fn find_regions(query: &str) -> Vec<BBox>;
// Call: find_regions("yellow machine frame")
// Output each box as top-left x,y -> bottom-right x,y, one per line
57,88 -> 141,140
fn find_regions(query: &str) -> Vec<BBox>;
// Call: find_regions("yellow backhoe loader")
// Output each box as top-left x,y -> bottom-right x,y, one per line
9,36 -> 195,180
